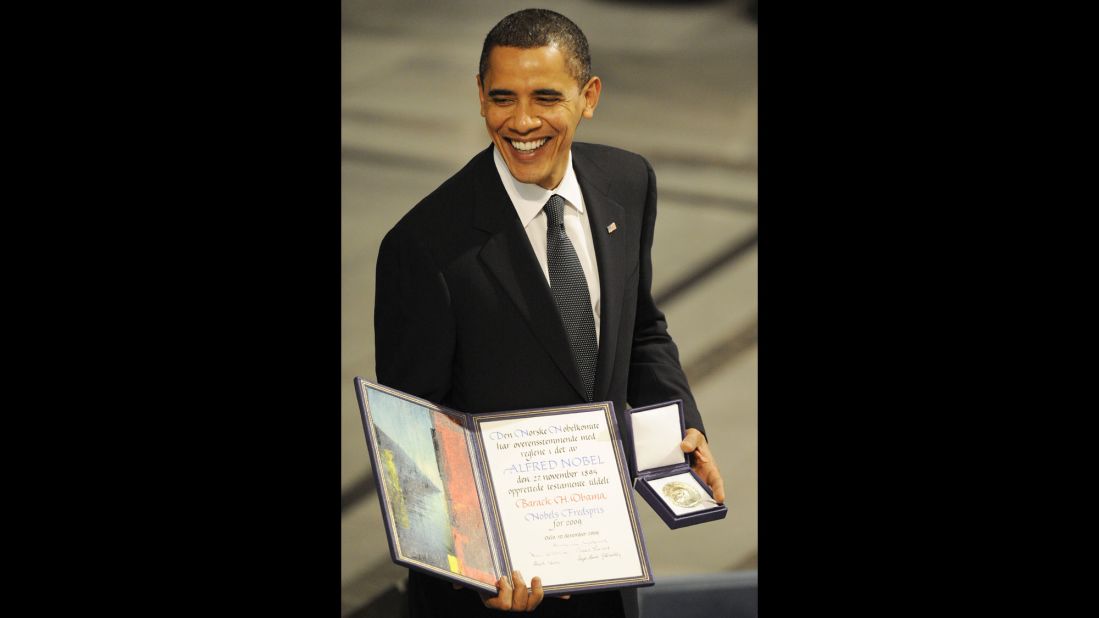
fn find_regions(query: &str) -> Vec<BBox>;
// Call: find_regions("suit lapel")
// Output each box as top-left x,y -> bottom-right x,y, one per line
472,147 -> 589,401
573,147 -> 627,403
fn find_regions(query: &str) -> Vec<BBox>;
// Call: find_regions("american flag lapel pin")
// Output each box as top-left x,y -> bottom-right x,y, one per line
607,222 -> 617,234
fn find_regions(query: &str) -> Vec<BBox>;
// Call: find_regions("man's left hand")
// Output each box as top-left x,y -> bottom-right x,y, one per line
680,428 -> 725,503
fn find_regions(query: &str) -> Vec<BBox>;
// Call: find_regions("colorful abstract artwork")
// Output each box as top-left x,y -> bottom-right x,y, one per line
365,386 -> 497,586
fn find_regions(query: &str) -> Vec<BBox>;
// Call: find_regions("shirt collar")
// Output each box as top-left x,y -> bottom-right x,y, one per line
492,145 -> 585,229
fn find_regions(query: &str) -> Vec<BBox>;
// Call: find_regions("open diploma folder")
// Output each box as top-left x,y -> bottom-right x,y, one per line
354,378 -> 654,596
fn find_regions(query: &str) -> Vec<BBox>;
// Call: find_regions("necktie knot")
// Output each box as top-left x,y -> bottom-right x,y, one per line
544,194 -> 565,230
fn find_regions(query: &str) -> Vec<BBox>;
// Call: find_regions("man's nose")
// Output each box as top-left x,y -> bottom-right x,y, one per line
510,101 -> 542,133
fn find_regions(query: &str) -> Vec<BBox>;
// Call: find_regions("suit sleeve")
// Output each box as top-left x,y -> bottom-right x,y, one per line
374,225 -> 456,404
626,159 -> 706,436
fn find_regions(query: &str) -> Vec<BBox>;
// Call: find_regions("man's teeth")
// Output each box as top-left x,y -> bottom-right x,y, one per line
511,137 -> 548,152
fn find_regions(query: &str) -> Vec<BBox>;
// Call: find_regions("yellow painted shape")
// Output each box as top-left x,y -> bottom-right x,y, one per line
382,449 -> 410,529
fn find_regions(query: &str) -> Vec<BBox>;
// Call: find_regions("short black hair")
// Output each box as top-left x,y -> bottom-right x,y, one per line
478,8 -> 592,88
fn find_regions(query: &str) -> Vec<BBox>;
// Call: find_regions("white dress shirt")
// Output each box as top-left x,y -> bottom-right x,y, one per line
492,145 -> 601,343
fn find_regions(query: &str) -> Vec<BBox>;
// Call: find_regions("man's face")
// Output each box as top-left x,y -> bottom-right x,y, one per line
478,45 -> 601,190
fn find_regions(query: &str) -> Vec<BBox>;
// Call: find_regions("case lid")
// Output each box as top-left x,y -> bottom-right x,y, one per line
629,400 -> 687,473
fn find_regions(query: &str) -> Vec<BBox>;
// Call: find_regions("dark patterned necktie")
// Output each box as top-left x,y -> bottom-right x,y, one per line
544,194 -> 598,401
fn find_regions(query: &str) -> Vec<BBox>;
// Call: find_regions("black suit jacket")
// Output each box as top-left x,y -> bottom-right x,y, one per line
374,142 -> 700,617
374,142 -> 704,471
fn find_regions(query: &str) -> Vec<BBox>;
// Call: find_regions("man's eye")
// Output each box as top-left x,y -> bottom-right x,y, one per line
537,98 -> 561,104
492,99 -> 514,105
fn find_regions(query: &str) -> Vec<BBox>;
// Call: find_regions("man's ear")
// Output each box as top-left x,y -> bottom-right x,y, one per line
581,76 -> 602,119
476,75 -> 487,118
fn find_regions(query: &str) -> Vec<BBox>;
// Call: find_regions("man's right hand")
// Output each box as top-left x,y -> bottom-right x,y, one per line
451,571 -> 571,610
478,571 -> 543,612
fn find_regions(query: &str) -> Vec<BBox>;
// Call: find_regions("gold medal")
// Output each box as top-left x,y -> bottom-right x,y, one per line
661,480 -> 702,508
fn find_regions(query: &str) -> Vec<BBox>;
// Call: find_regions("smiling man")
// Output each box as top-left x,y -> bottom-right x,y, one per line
477,42 -> 600,191
373,9 -> 725,618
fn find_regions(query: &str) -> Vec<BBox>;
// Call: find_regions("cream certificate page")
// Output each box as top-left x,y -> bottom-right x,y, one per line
477,409 -> 645,588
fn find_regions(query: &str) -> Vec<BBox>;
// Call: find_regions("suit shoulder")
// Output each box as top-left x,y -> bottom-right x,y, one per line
573,142 -> 651,174
379,146 -> 493,267
386,148 -> 488,239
